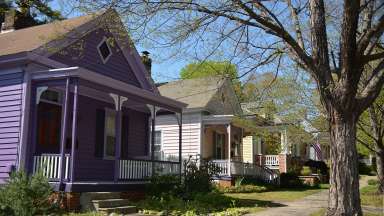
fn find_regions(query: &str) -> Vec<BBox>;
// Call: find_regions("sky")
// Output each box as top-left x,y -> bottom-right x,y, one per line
50,0 -> 188,83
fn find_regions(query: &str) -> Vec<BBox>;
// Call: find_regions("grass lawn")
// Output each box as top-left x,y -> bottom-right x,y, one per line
310,208 -> 383,216
226,186 -> 326,203
360,184 -> 384,208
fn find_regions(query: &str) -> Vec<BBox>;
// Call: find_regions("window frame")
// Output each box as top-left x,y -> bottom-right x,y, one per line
97,36 -> 113,64
214,132 -> 225,159
103,108 -> 117,160
39,89 -> 62,106
153,130 -> 163,160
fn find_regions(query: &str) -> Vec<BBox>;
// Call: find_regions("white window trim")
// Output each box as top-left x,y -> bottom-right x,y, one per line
154,130 -> 163,159
103,108 -> 116,160
97,36 -> 113,64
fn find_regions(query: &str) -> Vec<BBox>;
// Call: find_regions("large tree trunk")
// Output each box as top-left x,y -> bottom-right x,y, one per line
376,147 -> 384,193
327,113 -> 362,216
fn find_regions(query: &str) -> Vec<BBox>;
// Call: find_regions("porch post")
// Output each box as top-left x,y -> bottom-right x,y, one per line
70,78 -> 79,183
59,77 -> 70,189
227,124 -> 232,177
176,112 -> 182,180
150,105 -> 157,176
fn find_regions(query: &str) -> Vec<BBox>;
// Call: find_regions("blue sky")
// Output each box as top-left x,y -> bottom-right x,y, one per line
50,0 -> 188,83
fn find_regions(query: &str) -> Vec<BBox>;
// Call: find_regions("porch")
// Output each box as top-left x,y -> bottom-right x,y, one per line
25,67 -> 185,192
210,159 -> 279,184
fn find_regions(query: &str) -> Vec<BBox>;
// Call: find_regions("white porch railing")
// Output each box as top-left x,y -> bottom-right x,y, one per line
264,155 -> 279,168
119,159 -> 180,180
210,160 -> 279,184
33,154 -> 70,180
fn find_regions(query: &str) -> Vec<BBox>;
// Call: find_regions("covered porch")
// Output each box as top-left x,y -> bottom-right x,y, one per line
24,67 -> 185,192
200,115 -> 278,183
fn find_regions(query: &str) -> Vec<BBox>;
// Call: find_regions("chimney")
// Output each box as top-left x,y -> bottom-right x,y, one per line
1,10 -> 15,34
141,51 -> 152,74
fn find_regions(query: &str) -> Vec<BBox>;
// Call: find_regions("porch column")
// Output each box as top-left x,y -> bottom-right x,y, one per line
70,78 -> 79,183
59,77 -> 70,189
176,112 -> 182,179
227,124 -> 232,177
149,105 -> 158,176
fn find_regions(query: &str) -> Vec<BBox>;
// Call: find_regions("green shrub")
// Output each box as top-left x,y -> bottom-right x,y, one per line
300,166 -> 312,176
279,172 -> 304,188
367,179 -> 379,186
218,185 -> 268,193
182,158 -> 219,196
0,171 -> 58,216
146,174 -> 181,197
358,162 -> 374,175
304,160 -> 329,175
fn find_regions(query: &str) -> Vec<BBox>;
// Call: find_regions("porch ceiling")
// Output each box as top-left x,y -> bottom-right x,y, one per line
30,67 -> 187,112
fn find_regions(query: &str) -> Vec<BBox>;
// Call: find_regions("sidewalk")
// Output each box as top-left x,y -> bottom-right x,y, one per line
247,176 -> 383,216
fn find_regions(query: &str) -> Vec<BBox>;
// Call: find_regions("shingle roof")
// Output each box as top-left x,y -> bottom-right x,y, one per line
158,76 -> 225,110
0,14 -> 96,56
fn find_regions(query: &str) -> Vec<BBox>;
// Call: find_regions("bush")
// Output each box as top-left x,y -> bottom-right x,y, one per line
218,185 -> 268,193
358,162 -> 374,175
367,179 -> 379,186
146,174 -> 181,197
304,160 -> 329,175
279,172 -> 304,188
300,166 -> 312,176
0,171 -> 58,216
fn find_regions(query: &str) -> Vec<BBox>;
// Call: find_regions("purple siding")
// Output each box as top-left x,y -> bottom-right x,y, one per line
0,71 -> 23,184
73,95 -> 149,181
50,28 -> 141,88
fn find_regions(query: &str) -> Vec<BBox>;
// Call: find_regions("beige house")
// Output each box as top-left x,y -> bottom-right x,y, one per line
155,77 -> 278,182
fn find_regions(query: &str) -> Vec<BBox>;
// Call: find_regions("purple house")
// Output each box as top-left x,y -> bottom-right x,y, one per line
0,9 -> 186,197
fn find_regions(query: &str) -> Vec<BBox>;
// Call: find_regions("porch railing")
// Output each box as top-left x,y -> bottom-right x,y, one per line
33,154 -> 70,181
119,159 -> 180,180
264,155 -> 279,167
210,160 -> 279,185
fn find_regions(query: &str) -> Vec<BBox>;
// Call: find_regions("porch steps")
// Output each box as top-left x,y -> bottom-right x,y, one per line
81,192 -> 137,215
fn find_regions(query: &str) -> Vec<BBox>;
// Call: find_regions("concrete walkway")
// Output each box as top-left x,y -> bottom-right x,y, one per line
247,176 -> 383,216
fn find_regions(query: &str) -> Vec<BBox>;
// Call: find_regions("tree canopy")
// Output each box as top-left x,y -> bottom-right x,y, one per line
180,61 -> 238,80
0,0 -> 63,29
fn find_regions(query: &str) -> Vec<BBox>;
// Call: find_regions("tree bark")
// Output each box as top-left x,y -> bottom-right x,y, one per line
327,112 -> 362,216
375,147 -> 384,193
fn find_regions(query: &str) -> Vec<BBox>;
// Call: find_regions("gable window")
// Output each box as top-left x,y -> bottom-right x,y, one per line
154,131 -> 162,160
104,109 -> 116,159
97,37 -> 112,63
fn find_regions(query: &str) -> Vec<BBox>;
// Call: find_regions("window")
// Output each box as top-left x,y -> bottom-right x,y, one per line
40,89 -> 62,105
154,131 -> 162,160
97,37 -> 112,63
214,132 -> 225,159
104,109 -> 116,159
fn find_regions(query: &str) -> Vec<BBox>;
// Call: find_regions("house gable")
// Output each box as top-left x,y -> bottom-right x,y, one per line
50,27 -> 141,87
205,79 -> 242,115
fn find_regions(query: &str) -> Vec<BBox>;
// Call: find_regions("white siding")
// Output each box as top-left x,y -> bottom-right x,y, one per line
155,113 -> 202,159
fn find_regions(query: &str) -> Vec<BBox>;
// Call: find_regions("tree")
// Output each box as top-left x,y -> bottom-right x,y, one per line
75,0 -> 384,215
357,89 -> 384,193
0,0 -> 63,29
180,60 -> 238,80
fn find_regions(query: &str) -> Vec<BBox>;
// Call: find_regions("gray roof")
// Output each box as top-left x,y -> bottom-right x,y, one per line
0,14 -> 96,56
158,76 -> 226,110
